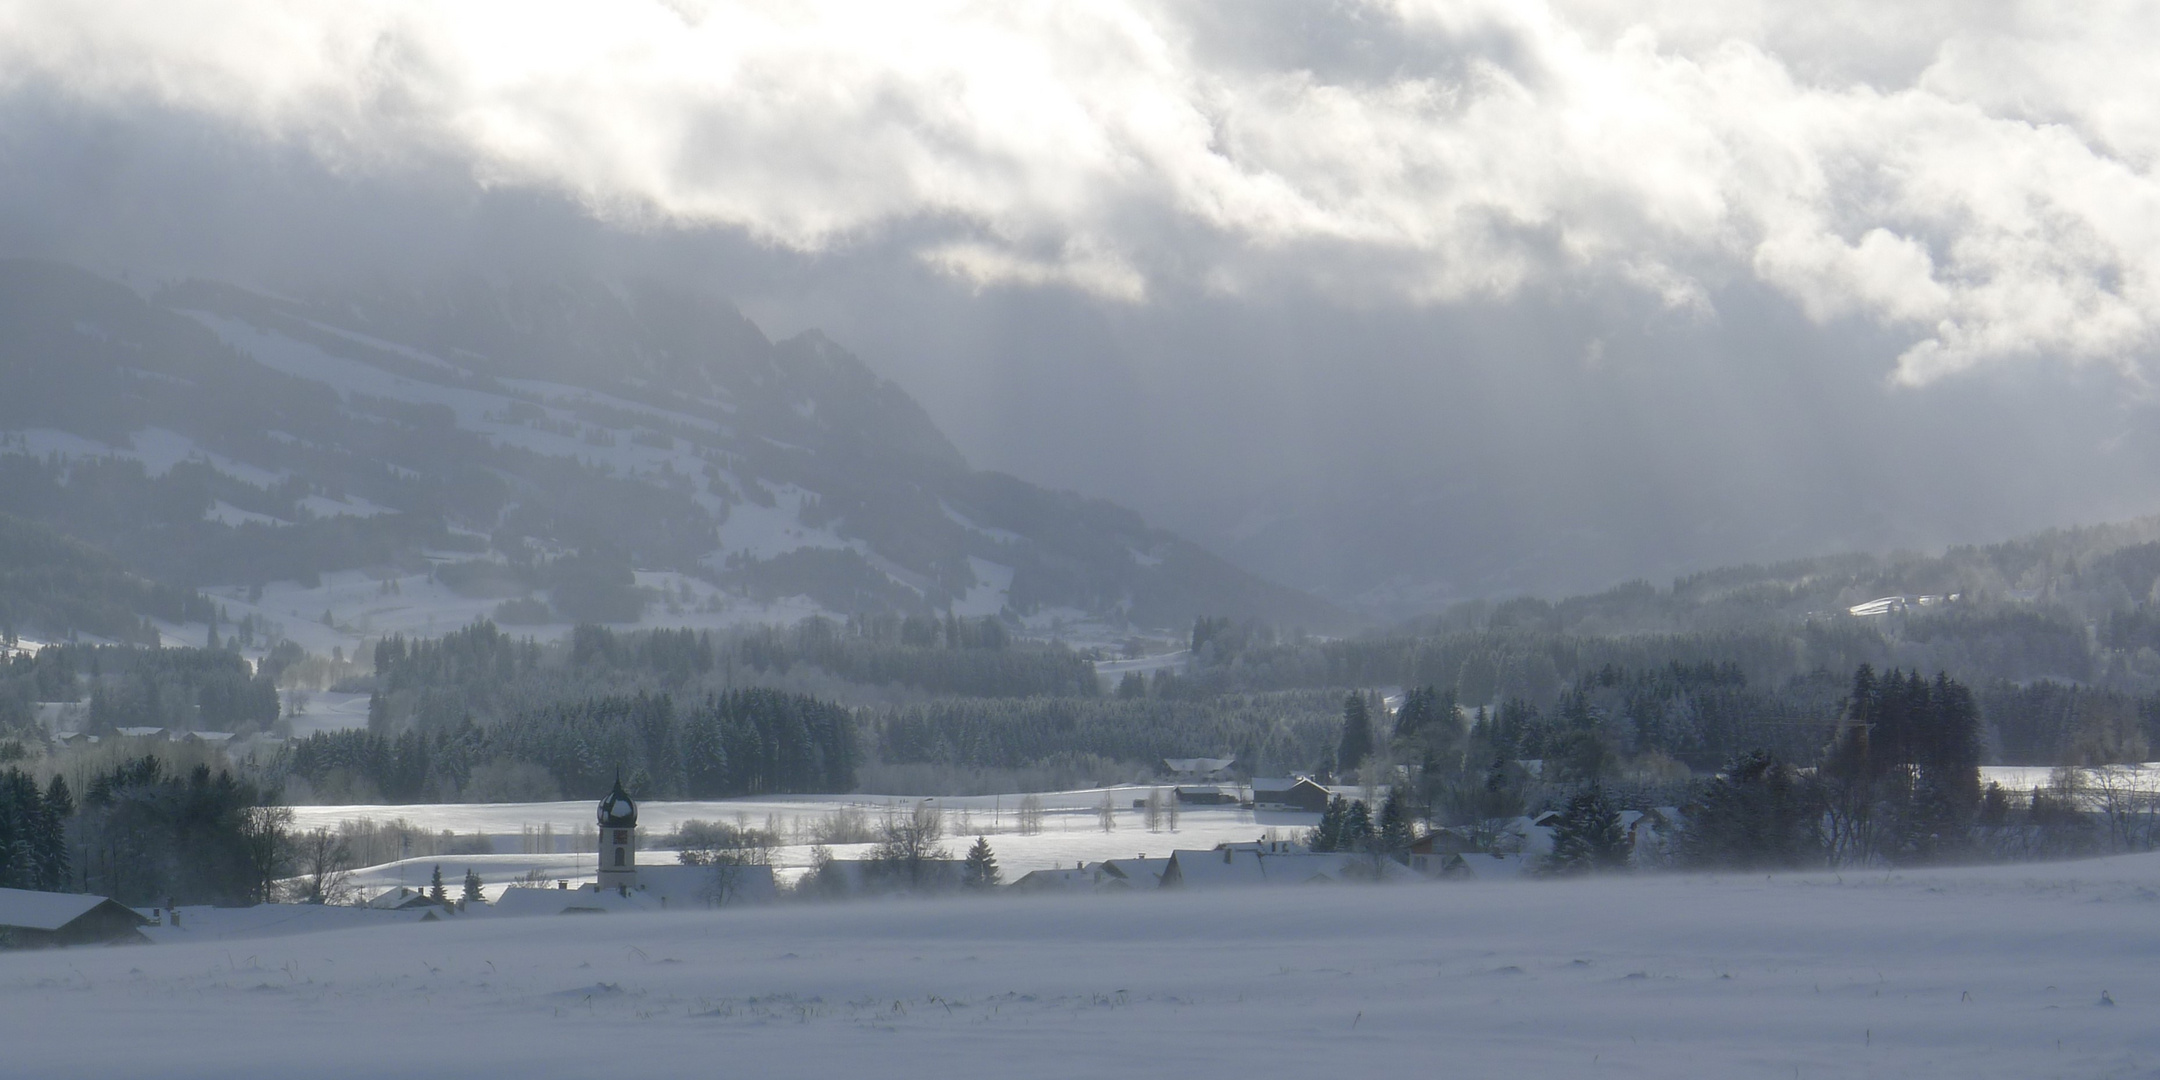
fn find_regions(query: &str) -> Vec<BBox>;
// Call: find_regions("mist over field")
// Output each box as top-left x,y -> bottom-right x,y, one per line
5,4 -> 2160,1076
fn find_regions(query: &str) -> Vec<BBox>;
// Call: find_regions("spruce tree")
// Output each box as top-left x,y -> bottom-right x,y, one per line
428,865 -> 447,905
1683,751 -> 1822,869
33,778 -> 68,890
1340,800 -> 1375,852
462,868 -> 484,906
42,773 -> 72,818
1337,693 -> 1374,778
1377,790 -> 1414,859
1309,796 -> 1348,852
962,836 -> 1000,890
1546,785 -> 1630,874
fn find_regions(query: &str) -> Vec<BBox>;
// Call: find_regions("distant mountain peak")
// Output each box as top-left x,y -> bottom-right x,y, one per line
0,261 -> 1347,647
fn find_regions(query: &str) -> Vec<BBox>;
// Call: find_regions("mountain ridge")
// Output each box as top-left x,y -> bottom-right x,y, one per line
0,259 -> 1349,642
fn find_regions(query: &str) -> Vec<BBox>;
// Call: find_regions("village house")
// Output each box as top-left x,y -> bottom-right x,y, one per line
365,885 -> 447,912
1158,841 -> 1421,888
1008,865 -> 1096,893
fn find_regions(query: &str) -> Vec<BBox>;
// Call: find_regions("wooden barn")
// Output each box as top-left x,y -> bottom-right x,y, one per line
0,888 -> 149,948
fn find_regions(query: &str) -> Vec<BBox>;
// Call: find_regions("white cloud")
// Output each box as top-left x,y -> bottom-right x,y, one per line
1,0 -> 2155,380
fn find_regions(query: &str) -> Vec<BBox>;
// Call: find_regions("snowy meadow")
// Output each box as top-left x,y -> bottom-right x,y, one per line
8,853 -> 2160,1079
290,790 -> 1315,895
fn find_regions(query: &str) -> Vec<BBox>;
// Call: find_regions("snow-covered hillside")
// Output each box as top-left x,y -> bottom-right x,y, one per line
8,854 -> 2160,1078
0,260 -> 1345,649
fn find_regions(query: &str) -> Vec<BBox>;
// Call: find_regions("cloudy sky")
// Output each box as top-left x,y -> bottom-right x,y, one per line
3,0 -> 2157,611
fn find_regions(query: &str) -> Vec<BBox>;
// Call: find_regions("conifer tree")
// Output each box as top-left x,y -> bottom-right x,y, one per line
1337,693 -> 1374,778
428,865 -> 447,905
1546,785 -> 1630,874
1340,799 -> 1374,852
462,868 -> 484,906
962,836 -> 1001,890
1377,790 -> 1414,859
1309,795 -> 1349,852
1682,751 -> 1822,869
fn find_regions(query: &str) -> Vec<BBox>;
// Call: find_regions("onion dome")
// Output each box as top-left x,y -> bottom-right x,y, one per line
597,777 -> 638,828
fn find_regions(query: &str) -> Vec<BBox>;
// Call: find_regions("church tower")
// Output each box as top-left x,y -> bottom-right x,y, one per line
596,777 -> 638,893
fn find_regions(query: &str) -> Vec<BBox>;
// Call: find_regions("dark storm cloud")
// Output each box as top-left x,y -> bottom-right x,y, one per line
1,0 -> 2156,610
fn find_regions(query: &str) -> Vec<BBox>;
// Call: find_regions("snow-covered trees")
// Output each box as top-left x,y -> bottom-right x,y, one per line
1545,785 -> 1630,874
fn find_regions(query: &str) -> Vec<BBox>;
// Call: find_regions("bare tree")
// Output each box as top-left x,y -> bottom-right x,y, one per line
1143,788 -> 1165,832
1097,789 -> 1117,832
674,818 -> 778,907
2081,765 -> 2159,853
287,826 -> 354,905
1017,794 -> 1045,835
870,802 -> 948,891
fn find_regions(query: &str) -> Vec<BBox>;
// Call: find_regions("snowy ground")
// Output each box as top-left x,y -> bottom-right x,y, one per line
11,854 -> 2160,1078
293,791 -> 1319,891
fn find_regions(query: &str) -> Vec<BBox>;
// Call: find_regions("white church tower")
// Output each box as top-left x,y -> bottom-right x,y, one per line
596,777 -> 638,893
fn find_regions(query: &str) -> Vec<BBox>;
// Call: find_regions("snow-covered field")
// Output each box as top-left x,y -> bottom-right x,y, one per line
11,854 -> 2160,1078
294,791 -> 1318,889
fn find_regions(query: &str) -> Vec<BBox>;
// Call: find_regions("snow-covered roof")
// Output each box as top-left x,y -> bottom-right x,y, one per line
1093,857 -> 1169,888
0,888 -> 123,932
365,886 -> 442,910
483,865 -> 779,916
1164,849 -> 1423,888
138,903 -> 438,942
1165,848 -> 1268,888
634,863 -> 777,907
1163,756 -> 1235,774
1011,867 -> 1094,892
1457,853 -> 1532,881
488,884 -> 630,917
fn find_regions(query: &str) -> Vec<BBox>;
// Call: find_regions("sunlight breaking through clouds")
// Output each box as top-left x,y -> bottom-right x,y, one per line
4,0 -> 2155,381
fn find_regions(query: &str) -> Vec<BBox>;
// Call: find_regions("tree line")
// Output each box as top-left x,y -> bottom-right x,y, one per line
2,756 -> 287,906
280,688 -> 857,803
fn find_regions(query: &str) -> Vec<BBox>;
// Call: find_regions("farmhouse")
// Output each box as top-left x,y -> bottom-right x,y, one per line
1251,776 -> 1332,813
0,888 -> 148,948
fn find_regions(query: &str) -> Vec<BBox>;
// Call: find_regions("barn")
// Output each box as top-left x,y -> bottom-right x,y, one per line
0,888 -> 149,948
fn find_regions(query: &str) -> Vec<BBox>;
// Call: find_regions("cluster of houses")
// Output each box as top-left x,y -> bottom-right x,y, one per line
51,727 -> 241,748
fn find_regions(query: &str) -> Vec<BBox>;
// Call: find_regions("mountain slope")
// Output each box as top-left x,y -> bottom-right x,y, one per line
0,260 -> 1346,637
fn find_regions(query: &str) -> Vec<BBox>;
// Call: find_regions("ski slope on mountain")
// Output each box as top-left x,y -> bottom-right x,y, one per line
8,854 -> 2160,1078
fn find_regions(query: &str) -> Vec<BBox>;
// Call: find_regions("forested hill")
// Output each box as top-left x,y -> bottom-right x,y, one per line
0,259 -> 1345,640
1393,514 -> 2160,648
0,513 -> 213,646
